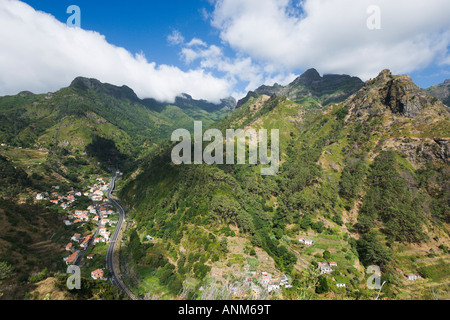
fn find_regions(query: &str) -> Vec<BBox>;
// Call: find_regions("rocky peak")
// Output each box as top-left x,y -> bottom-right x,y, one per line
444,79 -> 450,85
300,68 -> 322,81
70,77 -> 139,102
70,77 -> 103,90
380,74 -> 431,118
175,93 -> 236,112
18,91 -> 34,97
347,70 -> 446,120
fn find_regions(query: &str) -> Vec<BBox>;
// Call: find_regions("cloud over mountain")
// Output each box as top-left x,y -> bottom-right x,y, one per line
0,0 -> 231,103
211,0 -> 450,80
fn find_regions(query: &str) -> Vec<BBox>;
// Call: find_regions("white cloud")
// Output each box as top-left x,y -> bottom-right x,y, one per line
167,29 -> 185,46
211,0 -> 450,80
186,38 -> 208,47
180,36 -> 297,99
0,0 -> 231,103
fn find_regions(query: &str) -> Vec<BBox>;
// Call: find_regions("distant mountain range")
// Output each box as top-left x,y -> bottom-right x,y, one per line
425,79 -> 450,107
0,77 -> 235,158
237,68 -> 364,109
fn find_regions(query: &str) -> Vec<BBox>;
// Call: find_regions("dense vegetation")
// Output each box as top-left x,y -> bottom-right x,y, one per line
356,151 -> 428,244
0,155 -> 31,198
119,70 -> 450,299
1,71 -> 449,300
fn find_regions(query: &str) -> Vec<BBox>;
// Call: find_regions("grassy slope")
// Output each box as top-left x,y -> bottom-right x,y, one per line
119,77 -> 450,299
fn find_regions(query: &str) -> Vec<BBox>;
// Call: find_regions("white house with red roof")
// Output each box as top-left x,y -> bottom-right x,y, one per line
91,269 -> 104,280
64,251 -> 78,265
299,238 -> 314,246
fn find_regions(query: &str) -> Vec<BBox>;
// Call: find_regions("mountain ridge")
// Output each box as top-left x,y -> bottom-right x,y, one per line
425,78 -> 450,107
236,68 -> 364,109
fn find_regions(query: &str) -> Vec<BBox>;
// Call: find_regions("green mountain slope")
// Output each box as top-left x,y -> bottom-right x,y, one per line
0,77 -> 235,188
119,69 -> 449,300
0,77 -> 235,300
0,77 -> 234,156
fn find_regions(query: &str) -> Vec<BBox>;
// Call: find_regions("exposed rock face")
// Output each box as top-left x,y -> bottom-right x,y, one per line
380,73 -> 430,118
381,137 -> 450,167
344,69 -> 450,166
237,68 -> 364,108
236,91 -> 260,109
433,138 -> 450,163
347,69 -> 446,120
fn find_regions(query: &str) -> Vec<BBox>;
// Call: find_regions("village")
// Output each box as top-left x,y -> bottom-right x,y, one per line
34,178 -> 425,296
36,176 -> 119,281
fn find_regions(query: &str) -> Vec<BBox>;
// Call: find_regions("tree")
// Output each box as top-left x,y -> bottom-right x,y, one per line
0,261 -> 14,280
316,276 -> 329,294
193,263 -> 211,280
323,250 -> 332,261
356,232 -> 393,267
300,215 -> 312,230
220,237 -> 229,253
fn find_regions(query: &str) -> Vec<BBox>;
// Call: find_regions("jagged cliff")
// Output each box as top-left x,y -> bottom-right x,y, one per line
236,68 -> 364,108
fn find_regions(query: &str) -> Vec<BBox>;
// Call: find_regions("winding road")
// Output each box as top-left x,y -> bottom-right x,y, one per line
105,172 -> 139,300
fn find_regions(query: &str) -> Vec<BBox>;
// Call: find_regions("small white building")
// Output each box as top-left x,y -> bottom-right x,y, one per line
260,272 -> 272,285
280,274 -> 289,286
299,238 -> 314,246
71,234 -> 81,242
91,195 -> 103,202
91,269 -> 104,280
406,274 -> 421,281
318,262 -> 334,275
267,280 -> 281,293
36,193 -> 44,201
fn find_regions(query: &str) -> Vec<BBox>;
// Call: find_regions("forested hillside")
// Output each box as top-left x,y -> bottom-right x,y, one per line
119,69 -> 449,300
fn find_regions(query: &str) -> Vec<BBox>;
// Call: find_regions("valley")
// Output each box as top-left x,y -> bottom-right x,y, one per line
0,70 -> 449,301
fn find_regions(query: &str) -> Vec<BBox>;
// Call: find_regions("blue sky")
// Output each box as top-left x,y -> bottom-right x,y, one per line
1,0 -> 449,102
20,0 -> 217,66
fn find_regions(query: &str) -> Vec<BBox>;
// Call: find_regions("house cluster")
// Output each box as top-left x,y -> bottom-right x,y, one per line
64,251 -> 79,265
58,177 -> 117,278
72,210 -> 90,224
88,178 -> 110,202
94,205 -> 116,227
64,220 -> 112,266
64,233 -> 92,265
34,176 -> 116,281
317,261 -> 338,275
298,237 -> 314,246
36,184 -> 91,209
37,189 -> 80,209
228,266 -> 293,298
257,272 -> 292,294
